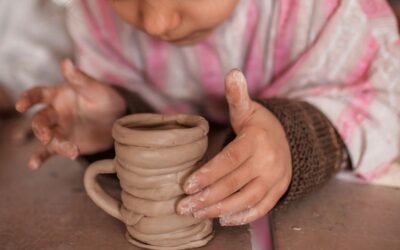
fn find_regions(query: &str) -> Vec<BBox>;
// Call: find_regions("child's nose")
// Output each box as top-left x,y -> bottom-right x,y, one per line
142,8 -> 181,37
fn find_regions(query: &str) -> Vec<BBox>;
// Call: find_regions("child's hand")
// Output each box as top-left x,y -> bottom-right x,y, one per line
177,70 -> 292,226
16,60 -> 126,170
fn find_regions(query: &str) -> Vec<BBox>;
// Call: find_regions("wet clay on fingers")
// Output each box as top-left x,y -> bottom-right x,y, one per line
84,114 -> 214,250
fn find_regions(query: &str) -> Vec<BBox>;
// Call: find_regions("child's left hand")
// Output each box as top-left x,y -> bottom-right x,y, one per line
177,70 -> 292,226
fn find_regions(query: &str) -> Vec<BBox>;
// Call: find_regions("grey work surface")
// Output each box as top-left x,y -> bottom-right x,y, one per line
271,178 -> 400,250
0,118 -> 251,250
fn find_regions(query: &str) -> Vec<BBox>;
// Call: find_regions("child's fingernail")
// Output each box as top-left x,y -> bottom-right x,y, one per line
226,70 -> 247,89
184,176 -> 200,194
193,208 -> 209,219
15,101 -> 26,113
64,58 -> 75,69
219,216 -> 232,227
220,208 -> 257,226
35,126 -> 52,145
69,145 -> 79,160
41,133 -> 51,145
60,141 -> 79,159
220,214 -> 240,226
63,59 -> 75,74
219,212 -> 240,226
63,59 -> 85,85
226,69 -> 247,92
199,166 -> 210,174
28,160 -> 40,170
198,188 -> 210,203
177,197 -> 197,216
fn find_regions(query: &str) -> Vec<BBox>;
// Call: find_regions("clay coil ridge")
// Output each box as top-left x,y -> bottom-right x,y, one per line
116,162 -> 193,189
115,135 -> 208,149
127,220 -> 211,242
115,157 -> 199,177
126,231 -> 214,250
120,205 -> 143,226
113,114 -> 209,147
133,214 -> 205,234
137,226 -> 213,247
120,205 -> 212,234
120,182 -> 184,201
114,137 -> 207,169
121,191 -> 179,217
127,220 -> 213,247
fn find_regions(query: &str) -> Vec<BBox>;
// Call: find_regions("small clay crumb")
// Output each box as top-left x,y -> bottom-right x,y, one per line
292,226 -> 302,231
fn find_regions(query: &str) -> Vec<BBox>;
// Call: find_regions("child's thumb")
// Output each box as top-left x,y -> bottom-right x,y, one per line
225,69 -> 252,131
61,59 -> 98,100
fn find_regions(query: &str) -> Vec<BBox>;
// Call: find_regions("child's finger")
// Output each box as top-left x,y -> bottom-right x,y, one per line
183,134 -> 252,195
192,178 -> 268,219
46,130 -> 79,160
31,107 -> 59,145
225,69 -> 253,132
177,158 -> 258,216
15,86 -> 58,113
219,184 -> 283,226
28,146 -> 55,170
61,59 -> 100,101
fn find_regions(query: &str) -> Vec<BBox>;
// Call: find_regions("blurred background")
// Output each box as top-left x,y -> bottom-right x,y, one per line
0,0 -> 72,115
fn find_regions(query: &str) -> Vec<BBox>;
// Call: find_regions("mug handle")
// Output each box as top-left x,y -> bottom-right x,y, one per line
84,159 -> 123,222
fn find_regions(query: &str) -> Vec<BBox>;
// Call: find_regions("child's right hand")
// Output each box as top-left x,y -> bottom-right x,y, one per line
16,60 -> 127,170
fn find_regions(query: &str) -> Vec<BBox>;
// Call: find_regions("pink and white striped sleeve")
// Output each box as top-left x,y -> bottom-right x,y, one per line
263,0 -> 400,180
345,1 -> 400,180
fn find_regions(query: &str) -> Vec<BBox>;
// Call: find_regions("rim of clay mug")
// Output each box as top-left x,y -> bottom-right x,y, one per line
112,114 -> 209,147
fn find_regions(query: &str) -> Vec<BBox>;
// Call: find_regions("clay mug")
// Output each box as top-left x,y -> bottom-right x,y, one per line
84,114 -> 214,250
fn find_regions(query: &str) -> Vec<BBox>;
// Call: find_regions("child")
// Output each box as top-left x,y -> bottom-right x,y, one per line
16,0 -> 400,234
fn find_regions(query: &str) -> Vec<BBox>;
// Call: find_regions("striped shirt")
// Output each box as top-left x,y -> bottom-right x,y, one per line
66,0 -> 400,181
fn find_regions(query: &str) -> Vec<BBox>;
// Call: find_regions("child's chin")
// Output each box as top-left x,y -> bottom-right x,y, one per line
171,39 -> 201,46
166,33 -> 209,46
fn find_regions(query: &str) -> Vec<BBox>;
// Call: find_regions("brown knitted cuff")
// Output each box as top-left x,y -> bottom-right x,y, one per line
257,98 -> 350,207
112,86 -> 155,114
